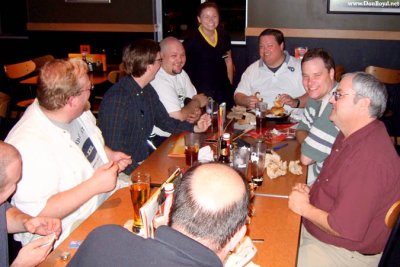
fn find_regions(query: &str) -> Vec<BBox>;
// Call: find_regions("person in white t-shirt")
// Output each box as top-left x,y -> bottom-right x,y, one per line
234,28 -> 307,111
6,58 -> 132,247
150,37 -> 208,145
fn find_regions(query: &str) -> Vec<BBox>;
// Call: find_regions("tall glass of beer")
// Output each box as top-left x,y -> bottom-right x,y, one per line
130,172 -> 150,233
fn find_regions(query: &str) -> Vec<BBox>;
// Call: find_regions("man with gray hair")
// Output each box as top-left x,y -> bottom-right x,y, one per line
289,72 -> 400,267
68,163 -> 250,266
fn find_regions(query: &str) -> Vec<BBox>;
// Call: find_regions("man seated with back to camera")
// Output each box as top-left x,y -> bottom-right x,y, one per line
289,72 -> 400,267
98,39 -> 211,174
234,28 -> 307,110
67,163 -> 250,267
150,36 -> 208,147
0,141 -> 62,267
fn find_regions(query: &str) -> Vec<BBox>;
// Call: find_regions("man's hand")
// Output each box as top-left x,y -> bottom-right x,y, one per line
192,94 -> 208,107
11,234 -> 56,267
234,93 -> 259,109
24,217 -> 61,238
279,94 -> 298,108
91,161 -> 119,193
107,150 -> 132,173
194,113 -> 211,133
288,183 -> 311,216
246,96 -> 260,109
186,107 -> 201,123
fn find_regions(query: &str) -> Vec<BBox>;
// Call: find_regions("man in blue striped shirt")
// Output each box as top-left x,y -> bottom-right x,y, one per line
296,48 -> 339,185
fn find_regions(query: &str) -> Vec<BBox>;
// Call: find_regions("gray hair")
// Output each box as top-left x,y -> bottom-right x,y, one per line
350,72 -> 387,118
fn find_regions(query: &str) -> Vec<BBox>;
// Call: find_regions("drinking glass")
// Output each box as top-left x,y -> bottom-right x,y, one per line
184,133 -> 201,166
130,172 -> 151,233
255,102 -> 268,134
249,140 -> 267,186
232,146 -> 250,177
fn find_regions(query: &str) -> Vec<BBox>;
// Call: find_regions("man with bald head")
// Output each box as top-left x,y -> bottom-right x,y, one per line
150,36 -> 208,146
0,141 -> 61,267
68,163 -> 250,266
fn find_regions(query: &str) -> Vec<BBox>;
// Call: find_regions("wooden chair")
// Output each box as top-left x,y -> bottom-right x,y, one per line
32,54 -> 54,71
334,65 -> 345,82
378,200 -> 400,266
365,66 -> 400,148
107,70 -> 125,84
3,60 -> 36,123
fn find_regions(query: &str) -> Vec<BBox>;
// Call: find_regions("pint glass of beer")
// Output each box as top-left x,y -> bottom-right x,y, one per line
130,172 -> 150,233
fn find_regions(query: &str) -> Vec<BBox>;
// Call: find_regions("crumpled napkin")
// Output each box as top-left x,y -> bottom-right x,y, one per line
198,145 -> 214,163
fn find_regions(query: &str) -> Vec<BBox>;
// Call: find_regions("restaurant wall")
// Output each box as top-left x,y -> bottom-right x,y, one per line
244,0 -> 400,73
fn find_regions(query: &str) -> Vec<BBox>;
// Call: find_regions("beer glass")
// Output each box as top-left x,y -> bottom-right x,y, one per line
249,140 -> 267,186
184,133 -> 201,166
130,172 -> 150,233
255,102 -> 268,134
232,146 -> 250,177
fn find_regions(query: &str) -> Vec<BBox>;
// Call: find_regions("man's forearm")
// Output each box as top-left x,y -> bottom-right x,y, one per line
38,178 -> 99,219
303,205 -> 340,236
296,130 -> 308,144
6,207 -> 32,233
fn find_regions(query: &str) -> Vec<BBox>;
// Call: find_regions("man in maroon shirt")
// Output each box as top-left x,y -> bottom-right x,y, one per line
289,72 -> 400,267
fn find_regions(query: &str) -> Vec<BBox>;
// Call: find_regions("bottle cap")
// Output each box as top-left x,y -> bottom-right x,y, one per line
165,183 -> 174,193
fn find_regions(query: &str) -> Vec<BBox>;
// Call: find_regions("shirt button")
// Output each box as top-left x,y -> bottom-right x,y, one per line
335,149 -> 339,152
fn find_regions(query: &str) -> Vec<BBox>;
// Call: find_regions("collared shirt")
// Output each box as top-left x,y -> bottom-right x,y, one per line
297,85 -> 339,184
234,51 -> 305,111
304,120 -> 400,254
6,100 -> 110,247
67,224 -> 222,267
99,76 -> 194,174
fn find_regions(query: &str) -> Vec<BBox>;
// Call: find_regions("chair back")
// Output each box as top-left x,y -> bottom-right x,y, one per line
107,70 -> 125,84
4,60 -> 36,80
32,54 -> 55,71
378,200 -> 400,267
334,65 -> 345,82
365,66 -> 400,84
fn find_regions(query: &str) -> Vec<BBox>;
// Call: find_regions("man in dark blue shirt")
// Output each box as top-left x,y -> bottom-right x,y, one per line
99,39 -> 211,174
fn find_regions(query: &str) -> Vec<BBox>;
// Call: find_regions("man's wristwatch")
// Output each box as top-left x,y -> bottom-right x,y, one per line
294,98 -> 300,108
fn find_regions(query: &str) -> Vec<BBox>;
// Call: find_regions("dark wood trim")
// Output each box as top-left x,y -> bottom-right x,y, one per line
27,23 -> 156,32
246,27 -> 400,40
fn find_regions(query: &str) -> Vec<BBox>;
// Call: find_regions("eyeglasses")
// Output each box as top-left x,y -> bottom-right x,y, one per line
332,91 -> 357,101
80,83 -> 94,93
154,58 -> 163,63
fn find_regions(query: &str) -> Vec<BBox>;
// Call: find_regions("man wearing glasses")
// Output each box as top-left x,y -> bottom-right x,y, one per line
296,48 -> 339,185
98,39 -> 210,174
289,72 -> 400,267
6,58 -> 132,247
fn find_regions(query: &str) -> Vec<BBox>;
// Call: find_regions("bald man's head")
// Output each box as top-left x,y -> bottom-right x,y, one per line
169,163 -> 249,252
159,36 -> 186,75
0,141 -> 22,203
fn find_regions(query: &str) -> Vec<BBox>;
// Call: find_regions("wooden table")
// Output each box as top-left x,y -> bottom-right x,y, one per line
39,131 -> 306,267
138,133 -> 306,197
20,73 -> 109,86
38,187 -> 301,267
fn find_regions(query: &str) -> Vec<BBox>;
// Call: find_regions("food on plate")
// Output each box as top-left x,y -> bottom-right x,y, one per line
289,160 -> 303,175
270,95 -> 285,116
227,106 -> 256,125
